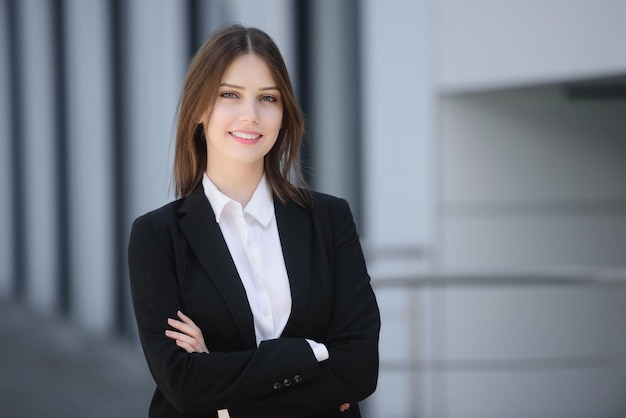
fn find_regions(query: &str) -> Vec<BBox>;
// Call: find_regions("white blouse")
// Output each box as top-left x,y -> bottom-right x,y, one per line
202,173 -> 328,361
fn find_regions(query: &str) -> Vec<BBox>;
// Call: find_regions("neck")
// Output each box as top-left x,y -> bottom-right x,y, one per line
206,161 -> 264,207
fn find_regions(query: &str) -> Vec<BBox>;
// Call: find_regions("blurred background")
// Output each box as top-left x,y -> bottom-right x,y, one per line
1,0 -> 626,417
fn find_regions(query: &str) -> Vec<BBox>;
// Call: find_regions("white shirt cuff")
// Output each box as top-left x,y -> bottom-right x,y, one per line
305,339 -> 329,362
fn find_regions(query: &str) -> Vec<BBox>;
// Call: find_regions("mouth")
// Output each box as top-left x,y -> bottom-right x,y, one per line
230,131 -> 262,142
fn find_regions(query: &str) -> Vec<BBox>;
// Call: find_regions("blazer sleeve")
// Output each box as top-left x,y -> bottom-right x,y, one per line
229,197 -> 381,418
128,213 -> 322,415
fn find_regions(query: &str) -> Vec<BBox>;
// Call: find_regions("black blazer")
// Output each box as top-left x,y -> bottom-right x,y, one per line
128,185 -> 380,418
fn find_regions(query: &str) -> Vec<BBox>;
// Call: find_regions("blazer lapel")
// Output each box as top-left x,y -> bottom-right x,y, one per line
275,196 -> 311,336
177,186 -> 256,348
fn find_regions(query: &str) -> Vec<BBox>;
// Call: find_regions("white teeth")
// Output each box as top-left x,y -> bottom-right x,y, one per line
231,131 -> 261,140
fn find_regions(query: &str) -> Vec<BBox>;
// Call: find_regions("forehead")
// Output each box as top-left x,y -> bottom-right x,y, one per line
221,54 -> 277,86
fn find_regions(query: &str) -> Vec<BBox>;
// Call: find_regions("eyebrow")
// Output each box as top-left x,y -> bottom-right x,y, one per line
219,83 -> 280,91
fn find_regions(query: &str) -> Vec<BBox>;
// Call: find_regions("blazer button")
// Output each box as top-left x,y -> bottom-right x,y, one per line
273,382 -> 281,390
293,374 -> 302,383
283,378 -> 292,387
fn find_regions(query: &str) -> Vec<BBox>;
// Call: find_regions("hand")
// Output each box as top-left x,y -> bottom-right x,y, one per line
165,310 -> 209,354
339,403 -> 350,412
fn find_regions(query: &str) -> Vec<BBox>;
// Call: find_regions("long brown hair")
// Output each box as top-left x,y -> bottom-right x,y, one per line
173,23 -> 309,206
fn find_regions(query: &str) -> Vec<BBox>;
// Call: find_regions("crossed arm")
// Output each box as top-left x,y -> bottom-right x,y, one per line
129,196 -> 380,416
165,310 -> 351,413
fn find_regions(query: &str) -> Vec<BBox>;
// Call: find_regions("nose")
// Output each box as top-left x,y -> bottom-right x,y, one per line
239,98 -> 259,124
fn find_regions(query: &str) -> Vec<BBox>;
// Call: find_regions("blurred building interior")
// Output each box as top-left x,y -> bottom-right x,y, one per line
1,0 -> 625,417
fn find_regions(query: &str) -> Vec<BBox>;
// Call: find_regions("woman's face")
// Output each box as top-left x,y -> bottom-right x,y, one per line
204,53 -> 283,173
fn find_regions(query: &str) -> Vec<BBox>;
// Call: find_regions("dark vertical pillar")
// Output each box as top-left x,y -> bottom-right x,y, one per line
349,0 -> 363,227
344,0 -> 365,227
294,0 -> 314,185
51,0 -> 71,316
110,0 -> 129,336
187,0 -> 203,61
7,0 -> 25,302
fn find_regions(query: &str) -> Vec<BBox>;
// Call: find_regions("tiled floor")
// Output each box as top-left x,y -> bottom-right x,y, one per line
0,299 -> 155,418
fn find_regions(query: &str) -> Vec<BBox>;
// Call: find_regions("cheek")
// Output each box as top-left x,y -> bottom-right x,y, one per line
259,106 -> 283,126
208,107 -> 231,125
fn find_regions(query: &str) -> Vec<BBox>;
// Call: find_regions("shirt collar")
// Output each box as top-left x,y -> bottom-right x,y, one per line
202,173 -> 274,227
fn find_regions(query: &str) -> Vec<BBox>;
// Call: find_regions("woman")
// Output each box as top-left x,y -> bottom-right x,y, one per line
128,23 -> 380,418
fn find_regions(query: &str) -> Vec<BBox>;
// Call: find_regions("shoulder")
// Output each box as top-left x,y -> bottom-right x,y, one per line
309,190 -> 350,213
306,190 -> 354,228
306,191 -> 362,250
130,198 -> 185,237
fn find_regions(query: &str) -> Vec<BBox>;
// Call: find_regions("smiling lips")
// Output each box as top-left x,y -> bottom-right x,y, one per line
230,130 -> 262,144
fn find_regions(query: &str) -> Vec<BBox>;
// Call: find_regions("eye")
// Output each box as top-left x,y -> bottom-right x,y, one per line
220,91 -> 238,99
260,95 -> 278,103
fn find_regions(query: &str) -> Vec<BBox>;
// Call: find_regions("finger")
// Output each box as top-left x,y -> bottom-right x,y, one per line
175,339 -> 196,353
165,330 -> 201,348
168,313 -> 207,354
168,318 -> 201,338
177,310 -> 199,328
166,318 -> 190,334
165,329 -> 189,341
169,316 -> 201,336
167,331 -> 205,353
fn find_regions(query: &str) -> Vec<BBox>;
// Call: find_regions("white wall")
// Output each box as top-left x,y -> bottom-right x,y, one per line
434,34 -> 626,418
436,281 -> 626,418
361,0 -> 436,276
438,0 -> 626,92
369,2 -> 626,418
438,86 -> 626,272
361,1 -> 439,417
